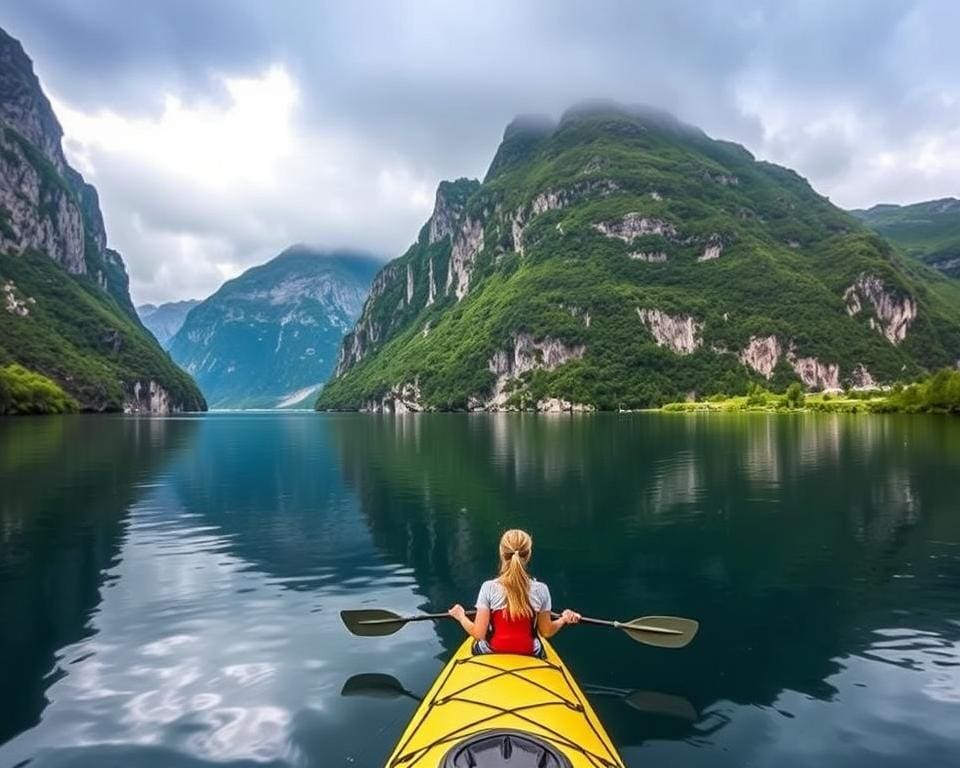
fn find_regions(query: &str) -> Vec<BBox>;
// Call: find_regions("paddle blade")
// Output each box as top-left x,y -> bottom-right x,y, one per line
625,690 -> 698,721
621,616 -> 699,648
340,609 -> 406,637
341,673 -> 409,699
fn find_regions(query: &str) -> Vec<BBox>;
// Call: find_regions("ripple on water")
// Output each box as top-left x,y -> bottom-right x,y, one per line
859,628 -> 960,687
3,412 -> 959,768
0,482 -> 442,768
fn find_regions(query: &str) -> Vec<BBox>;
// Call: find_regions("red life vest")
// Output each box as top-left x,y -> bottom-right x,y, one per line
488,608 -> 537,654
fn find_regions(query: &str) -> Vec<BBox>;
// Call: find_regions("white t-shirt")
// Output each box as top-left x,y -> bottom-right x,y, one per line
476,579 -> 552,614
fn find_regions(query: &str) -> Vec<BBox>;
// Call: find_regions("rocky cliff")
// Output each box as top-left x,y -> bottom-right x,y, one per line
0,27 -> 205,413
169,246 -> 379,409
318,102 -> 960,411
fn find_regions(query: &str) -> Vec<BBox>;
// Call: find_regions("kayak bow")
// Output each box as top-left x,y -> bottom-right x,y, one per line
384,638 -> 624,768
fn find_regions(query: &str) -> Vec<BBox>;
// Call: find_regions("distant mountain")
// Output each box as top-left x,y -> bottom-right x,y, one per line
169,246 -> 380,409
137,299 -> 200,348
0,27 -> 204,412
319,102 -> 960,412
851,198 -> 960,278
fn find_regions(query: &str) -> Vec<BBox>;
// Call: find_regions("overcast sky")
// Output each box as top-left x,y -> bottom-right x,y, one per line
4,0 -> 959,304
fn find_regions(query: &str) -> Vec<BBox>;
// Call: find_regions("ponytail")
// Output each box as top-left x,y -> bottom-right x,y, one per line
497,529 -> 533,619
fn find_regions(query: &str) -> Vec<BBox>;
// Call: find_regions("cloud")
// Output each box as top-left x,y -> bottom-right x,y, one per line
52,65 -> 433,303
4,0 -> 960,302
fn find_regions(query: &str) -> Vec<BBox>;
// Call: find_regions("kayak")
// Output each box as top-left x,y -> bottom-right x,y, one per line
384,637 -> 625,767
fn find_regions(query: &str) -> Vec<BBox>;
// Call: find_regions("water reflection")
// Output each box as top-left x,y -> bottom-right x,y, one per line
330,414 -> 960,755
1,414 -> 445,768
0,413 -> 958,767
0,416 -> 197,745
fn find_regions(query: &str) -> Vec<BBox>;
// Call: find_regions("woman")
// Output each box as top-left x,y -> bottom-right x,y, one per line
448,528 -> 581,656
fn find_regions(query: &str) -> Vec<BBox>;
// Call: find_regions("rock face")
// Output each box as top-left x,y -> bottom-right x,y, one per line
335,262 -> 398,376
483,333 -> 587,409
0,32 -> 68,175
0,26 -> 205,413
137,299 -> 200,349
0,29 -> 133,312
849,364 -> 877,390
125,380 -> 179,415
0,138 -> 86,274
844,274 -> 916,344
318,102 -> 960,411
446,216 -> 484,301
428,179 -> 477,245
361,381 -> 424,414
630,251 -> 667,263
595,213 -> 677,242
512,179 -> 619,255
169,246 -> 379,409
535,397 -> 595,413
336,179 -> 477,373
637,308 -> 702,354
787,348 -> 841,391
426,258 -> 437,305
739,335 -> 782,379
3,278 -> 31,316
698,240 -> 723,261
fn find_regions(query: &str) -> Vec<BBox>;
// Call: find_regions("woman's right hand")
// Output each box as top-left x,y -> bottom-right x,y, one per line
448,603 -> 466,622
560,609 -> 581,625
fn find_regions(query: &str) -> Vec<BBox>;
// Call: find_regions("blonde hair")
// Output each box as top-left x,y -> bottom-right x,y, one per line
496,529 -> 533,619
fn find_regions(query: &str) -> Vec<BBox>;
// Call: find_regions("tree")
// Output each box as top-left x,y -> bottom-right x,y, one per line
746,382 -> 769,406
785,382 -> 805,408
0,370 -> 10,414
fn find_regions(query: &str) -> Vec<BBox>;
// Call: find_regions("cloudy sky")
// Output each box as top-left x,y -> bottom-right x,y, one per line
4,0 -> 960,304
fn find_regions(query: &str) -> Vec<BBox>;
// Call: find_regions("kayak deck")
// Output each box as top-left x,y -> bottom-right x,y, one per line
386,638 -> 624,767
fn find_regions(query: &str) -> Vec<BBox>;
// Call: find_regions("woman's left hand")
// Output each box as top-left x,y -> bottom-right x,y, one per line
448,603 -> 467,622
560,609 -> 581,625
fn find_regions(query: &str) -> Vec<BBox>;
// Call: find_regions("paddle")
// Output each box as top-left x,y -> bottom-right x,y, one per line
340,608 -> 476,637
564,614 -> 699,649
341,672 -> 421,701
583,684 -> 699,721
624,689 -> 699,721
341,608 -> 698,649
341,672 -> 698,721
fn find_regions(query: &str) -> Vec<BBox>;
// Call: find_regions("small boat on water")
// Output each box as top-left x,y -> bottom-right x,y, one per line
340,607 -> 697,767
383,637 -> 624,768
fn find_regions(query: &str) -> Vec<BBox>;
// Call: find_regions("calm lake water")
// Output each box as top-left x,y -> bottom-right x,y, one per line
1,413 -> 958,767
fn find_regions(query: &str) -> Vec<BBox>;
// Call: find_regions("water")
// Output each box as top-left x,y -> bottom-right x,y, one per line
1,413 -> 958,768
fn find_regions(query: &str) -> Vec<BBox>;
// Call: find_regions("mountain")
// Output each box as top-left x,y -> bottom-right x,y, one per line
0,27 -> 205,413
168,246 -> 380,409
851,199 -> 960,278
137,299 -> 200,348
318,102 -> 960,412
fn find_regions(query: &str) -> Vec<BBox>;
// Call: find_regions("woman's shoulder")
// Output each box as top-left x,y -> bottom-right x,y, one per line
479,579 -> 504,595
530,578 -> 551,595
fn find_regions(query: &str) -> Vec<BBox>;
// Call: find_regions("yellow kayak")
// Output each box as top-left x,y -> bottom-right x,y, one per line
385,638 -> 625,767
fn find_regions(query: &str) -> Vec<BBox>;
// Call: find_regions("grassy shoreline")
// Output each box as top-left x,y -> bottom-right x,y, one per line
660,392 -> 888,414
659,369 -> 960,415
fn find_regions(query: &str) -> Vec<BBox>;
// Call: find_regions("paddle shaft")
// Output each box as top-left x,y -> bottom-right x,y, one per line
361,611 -> 682,635
358,610 -> 476,626
555,613 -> 685,636
344,607 -> 695,647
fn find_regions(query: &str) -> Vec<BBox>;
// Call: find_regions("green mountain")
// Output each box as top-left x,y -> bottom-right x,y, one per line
0,27 -> 205,413
318,103 -> 960,412
851,199 -> 960,278
169,246 -> 380,409
137,299 -> 201,349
